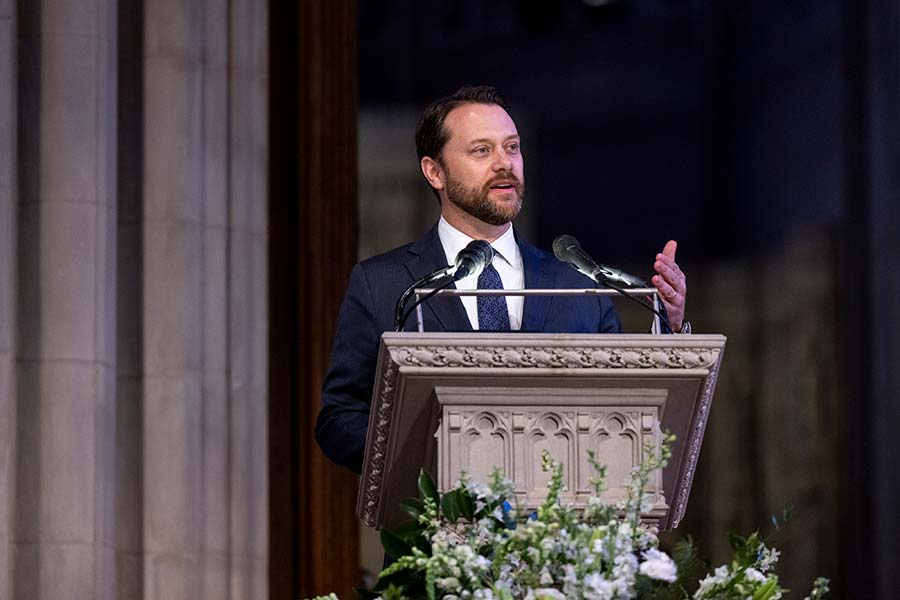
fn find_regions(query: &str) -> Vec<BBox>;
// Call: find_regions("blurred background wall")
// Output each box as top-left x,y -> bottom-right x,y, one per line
1,1 -> 897,599
1,0 -> 268,598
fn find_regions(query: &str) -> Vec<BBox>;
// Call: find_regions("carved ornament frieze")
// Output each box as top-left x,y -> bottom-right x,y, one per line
390,345 -> 719,370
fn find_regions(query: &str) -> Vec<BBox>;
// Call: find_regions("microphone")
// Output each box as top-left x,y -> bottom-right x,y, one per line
553,234 -> 671,331
552,235 -> 647,288
393,240 -> 496,331
452,240 -> 495,281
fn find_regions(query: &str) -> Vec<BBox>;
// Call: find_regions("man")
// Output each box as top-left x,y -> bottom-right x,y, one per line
315,85 -> 688,473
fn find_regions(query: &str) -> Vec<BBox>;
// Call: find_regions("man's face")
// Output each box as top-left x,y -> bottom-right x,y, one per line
436,103 -> 525,226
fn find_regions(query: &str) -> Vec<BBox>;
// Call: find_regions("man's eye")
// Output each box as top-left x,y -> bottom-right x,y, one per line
473,147 -> 489,155
506,143 -> 520,154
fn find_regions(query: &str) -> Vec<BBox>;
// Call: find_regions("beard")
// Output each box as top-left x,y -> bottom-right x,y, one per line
444,170 -> 525,226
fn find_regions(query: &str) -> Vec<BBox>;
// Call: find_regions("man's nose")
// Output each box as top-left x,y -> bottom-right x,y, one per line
492,149 -> 513,170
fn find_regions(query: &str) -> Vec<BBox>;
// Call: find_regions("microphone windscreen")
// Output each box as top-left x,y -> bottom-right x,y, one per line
468,239 -> 495,264
552,234 -> 580,262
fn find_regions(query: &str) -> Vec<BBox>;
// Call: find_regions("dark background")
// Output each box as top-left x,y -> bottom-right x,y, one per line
358,0 -> 844,260
272,1 -> 899,597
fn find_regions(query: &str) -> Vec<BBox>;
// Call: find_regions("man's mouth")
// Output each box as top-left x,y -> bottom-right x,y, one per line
489,181 -> 516,190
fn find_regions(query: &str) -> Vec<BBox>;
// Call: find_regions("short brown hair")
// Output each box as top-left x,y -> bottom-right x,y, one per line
415,85 -> 511,163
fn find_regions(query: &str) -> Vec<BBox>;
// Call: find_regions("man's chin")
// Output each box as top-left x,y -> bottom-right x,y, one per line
473,204 -> 521,227
447,189 -> 523,227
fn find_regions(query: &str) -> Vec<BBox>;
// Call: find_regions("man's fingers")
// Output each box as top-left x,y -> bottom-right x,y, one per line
662,240 -> 677,260
652,275 -> 677,301
654,260 -> 686,294
655,252 -> 679,270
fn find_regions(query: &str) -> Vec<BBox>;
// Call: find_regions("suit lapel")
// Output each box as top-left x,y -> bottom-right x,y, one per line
405,226 -> 472,332
519,236 -> 554,332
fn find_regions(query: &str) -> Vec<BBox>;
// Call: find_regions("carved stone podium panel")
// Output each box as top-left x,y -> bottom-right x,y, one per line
357,333 -> 726,532
436,387 -> 668,518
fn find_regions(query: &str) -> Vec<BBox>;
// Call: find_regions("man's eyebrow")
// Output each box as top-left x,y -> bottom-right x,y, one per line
467,134 -> 520,145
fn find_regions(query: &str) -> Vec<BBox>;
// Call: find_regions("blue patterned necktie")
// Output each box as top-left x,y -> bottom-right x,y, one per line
477,262 -> 511,331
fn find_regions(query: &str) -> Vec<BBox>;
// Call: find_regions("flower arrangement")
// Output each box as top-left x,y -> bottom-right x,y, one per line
312,436 -> 829,600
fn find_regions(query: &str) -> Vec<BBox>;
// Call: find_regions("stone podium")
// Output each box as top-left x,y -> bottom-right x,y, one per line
356,332 -> 726,532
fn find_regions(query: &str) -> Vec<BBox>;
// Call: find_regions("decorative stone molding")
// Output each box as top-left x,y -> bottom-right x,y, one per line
390,345 -> 720,370
671,357 -> 722,528
363,358 -> 399,517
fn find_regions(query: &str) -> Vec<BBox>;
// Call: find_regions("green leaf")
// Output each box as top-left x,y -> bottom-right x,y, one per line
752,578 -> 779,600
390,518 -> 423,543
380,583 -> 408,600
746,531 -> 760,549
782,505 -> 794,524
441,489 -> 461,523
380,528 -> 413,561
458,489 -> 476,520
417,470 -> 439,505
400,498 -> 425,520
494,587 -> 514,600
355,587 -> 382,599
728,532 -> 746,553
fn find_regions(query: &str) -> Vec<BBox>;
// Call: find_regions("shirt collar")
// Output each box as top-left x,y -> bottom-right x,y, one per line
437,216 -> 521,268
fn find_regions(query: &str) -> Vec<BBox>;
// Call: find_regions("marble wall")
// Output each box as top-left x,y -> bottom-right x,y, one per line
1,1 -> 268,598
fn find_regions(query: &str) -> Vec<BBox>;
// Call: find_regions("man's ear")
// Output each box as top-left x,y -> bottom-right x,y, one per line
420,156 -> 445,191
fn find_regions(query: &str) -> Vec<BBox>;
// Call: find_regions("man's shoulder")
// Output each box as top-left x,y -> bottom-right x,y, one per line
517,236 -> 597,286
358,240 -> 416,270
355,225 -> 439,275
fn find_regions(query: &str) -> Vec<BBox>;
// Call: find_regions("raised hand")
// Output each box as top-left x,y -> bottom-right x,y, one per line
651,240 -> 687,333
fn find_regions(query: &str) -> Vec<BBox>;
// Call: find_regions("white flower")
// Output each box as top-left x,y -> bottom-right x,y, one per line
583,572 -> 614,600
562,564 -> 578,590
639,548 -> 678,583
436,576 -> 461,590
533,588 -> 566,599
757,546 -> 781,572
695,565 -> 731,597
744,567 -> 766,583
539,567 -> 554,585
473,589 -> 494,600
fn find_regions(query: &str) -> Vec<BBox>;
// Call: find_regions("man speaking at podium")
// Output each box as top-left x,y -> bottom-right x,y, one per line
315,85 -> 688,474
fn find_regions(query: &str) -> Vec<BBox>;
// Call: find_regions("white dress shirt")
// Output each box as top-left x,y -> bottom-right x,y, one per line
437,216 -> 524,330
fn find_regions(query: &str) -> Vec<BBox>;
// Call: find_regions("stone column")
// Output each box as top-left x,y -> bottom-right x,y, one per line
142,0 -> 267,598
141,0 -> 207,595
0,1 -> 16,598
225,0 -> 268,596
13,1 -> 119,599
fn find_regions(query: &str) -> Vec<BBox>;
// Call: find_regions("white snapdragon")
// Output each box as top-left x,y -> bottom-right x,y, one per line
611,553 -> 638,596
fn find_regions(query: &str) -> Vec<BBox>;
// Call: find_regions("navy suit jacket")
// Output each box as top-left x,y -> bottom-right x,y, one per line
314,225 -> 622,473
